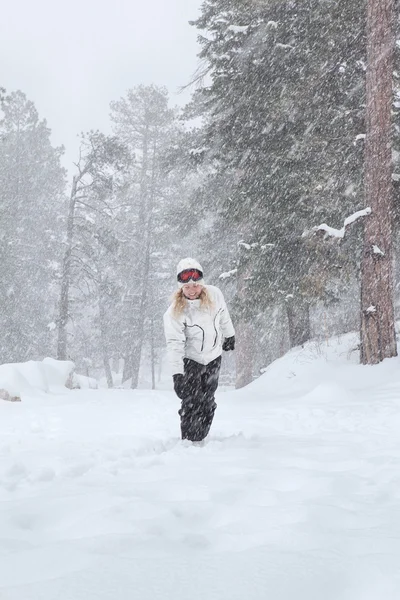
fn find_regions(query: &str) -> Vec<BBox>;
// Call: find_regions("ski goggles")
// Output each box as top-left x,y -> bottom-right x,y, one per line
177,268 -> 203,283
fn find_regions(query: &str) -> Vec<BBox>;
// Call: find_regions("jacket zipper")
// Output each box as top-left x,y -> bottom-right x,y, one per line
212,309 -> 222,349
185,324 -> 205,351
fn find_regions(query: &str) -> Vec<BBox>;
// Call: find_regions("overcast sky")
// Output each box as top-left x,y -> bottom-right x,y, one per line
1,0 -> 202,169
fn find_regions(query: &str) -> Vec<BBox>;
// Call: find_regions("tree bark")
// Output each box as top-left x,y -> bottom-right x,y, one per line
124,133 -> 157,389
128,233 -> 151,389
286,298 -> 310,348
235,320 -> 254,389
235,245 -> 254,389
150,315 -> 156,390
57,175 -> 78,360
98,284 -> 113,388
360,0 -> 397,364
122,123 -> 150,383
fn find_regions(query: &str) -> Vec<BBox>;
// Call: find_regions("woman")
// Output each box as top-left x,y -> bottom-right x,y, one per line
163,258 -> 235,442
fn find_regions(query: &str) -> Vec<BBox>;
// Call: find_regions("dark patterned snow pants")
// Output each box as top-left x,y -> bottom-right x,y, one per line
178,356 -> 222,442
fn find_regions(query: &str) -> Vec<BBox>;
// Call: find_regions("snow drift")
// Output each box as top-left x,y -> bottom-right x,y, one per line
0,357 -> 97,401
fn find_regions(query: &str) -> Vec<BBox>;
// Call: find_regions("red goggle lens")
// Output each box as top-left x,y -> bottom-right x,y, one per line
178,269 -> 203,283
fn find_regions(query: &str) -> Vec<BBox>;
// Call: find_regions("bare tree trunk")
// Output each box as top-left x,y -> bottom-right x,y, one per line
125,134 -> 157,389
129,235 -> 151,388
57,175 -> 78,360
157,352 -> 163,383
360,0 -> 397,364
150,315 -> 156,390
286,298 -> 310,348
101,349 -> 113,389
235,320 -> 254,389
98,284 -> 113,388
122,124 -> 149,383
235,245 -> 253,389
121,292 -> 135,382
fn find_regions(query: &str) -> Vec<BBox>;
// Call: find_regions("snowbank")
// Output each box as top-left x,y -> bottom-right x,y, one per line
70,373 -> 99,390
0,358 -> 97,401
245,331 -> 400,401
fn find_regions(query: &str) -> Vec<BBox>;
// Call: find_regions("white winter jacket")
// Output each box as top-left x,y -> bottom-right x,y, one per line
163,285 -> 235,375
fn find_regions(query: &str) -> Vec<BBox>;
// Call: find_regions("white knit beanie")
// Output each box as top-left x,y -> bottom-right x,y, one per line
176,258 -> 205,288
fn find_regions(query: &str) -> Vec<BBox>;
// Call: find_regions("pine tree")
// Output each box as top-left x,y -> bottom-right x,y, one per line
0,90 -> 66,362
110,85 -> 181,388
187,0 -> 366,381
57,131 -> 129,363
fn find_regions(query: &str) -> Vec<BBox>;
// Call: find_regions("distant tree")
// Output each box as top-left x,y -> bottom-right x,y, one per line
0,90 -> 65,362
57,131 -> 129,363
110,85 -> 180,388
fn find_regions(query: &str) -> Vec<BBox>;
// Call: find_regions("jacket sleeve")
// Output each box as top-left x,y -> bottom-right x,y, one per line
163,308 -> 186,375
218,289 -> 235,338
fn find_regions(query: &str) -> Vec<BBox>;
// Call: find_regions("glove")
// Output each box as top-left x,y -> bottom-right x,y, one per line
222,335 -> 235,351
173,373 -> 187,399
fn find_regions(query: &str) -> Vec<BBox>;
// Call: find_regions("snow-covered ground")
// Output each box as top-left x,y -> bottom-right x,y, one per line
1,334 -> 400,599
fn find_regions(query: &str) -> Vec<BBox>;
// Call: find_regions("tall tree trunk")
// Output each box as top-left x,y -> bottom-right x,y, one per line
235,244 -> 253,389
125,134 -> 157,389
57,175 -> 78,360
122,123 -> 149,383
360,0 -> 397,364
149,285 -> 157,389
235,320 -> 254,389
285,297 -> 310,348
129,235 -> 151,389
98,284 -> 113,388
150,314 -> 156,390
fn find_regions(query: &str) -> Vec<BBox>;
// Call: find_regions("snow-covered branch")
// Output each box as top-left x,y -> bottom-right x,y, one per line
304,207 -> 372,240
219,269 -> 237,281
227,25 -> 249,34
238,241 -> 275,251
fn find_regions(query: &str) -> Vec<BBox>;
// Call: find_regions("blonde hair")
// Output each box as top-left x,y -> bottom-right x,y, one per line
171,287 -> 214,318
